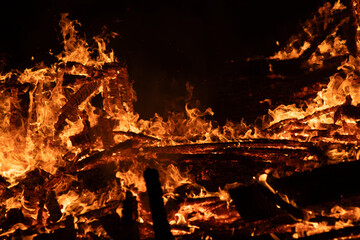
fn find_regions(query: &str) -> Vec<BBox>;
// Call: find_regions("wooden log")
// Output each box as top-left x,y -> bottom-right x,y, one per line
71,139 -> 137,172
113,130 -> 160,142
45,190 -> 62,223
300,10 -> 349,61
230,159 -> 360,222
229,181 -> 304,221
144,168 -> 173,240
297,225 -> 360,240
267,159 -> 360,208
55,81 -> 100,132
266,105 -> 340,133
143,139 -> 314,155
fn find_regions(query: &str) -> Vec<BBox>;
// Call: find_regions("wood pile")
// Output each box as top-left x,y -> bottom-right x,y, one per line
2,1 -> 360,239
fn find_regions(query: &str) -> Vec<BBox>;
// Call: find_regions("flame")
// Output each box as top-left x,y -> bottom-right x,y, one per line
271,0 -> 348,64
0,14 -> 247,237
57,13 -> 116,67
1,1 -> 360,237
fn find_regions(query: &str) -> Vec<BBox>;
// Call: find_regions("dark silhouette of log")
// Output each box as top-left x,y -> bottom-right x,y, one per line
45,190 -> 62,223
229,182 -> 305,221
144,168 -> 173,240
267,159 -> 360,208
230,159 -> 360,222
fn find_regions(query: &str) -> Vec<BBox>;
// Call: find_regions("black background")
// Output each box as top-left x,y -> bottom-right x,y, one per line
0,0 -> 327,123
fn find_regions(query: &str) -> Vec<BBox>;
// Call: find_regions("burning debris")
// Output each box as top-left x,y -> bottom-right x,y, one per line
2,1 -> 360,239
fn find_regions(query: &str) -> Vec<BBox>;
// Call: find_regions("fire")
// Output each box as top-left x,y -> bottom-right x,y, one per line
1,0 -> 360,238
0,13 -> 244,238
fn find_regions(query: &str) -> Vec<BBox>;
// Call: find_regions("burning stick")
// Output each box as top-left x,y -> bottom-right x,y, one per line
144,168 -> 173,240
113,130 -> 161,142
299,10 -> 349,61
55,81 -> 100,132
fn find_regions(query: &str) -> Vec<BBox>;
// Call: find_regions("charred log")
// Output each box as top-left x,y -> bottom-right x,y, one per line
229,182 -> 304,221
300,10 -> 349,61
144,168 -> 173,240
55,81 -> 100,132
297,225 -> 360,240
267,159 -> 360,208
230,159 -> 360,222
71,139 -> 137,172
45,190 -> 62,223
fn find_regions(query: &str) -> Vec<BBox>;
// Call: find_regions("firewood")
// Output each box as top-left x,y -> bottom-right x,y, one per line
103,68 -> 135,113
144,168 -> 173,240
122,191 -> 139,224
297,224 -> 360,240
335,104 -> 360,120
229,182 -> 301,221
37,198 -> 45,226
299,10 -> 349,61
100,213 -> 123,240
143,140 -> 314,155
266,159 -> 360,208
113,130 -> 160,142
45,190 -> 62,223
97,114 -> 115,149
55,81 -> 100,132
229,158 -> 360,224
266,106 -> 340,133
71,139 -> 138,172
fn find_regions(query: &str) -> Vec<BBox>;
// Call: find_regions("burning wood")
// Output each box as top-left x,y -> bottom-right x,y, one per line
144,168 -> 173,239
3,1 -> 360,239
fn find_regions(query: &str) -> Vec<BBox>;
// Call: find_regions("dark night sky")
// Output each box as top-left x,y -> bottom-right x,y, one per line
0,0 -> 327,123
